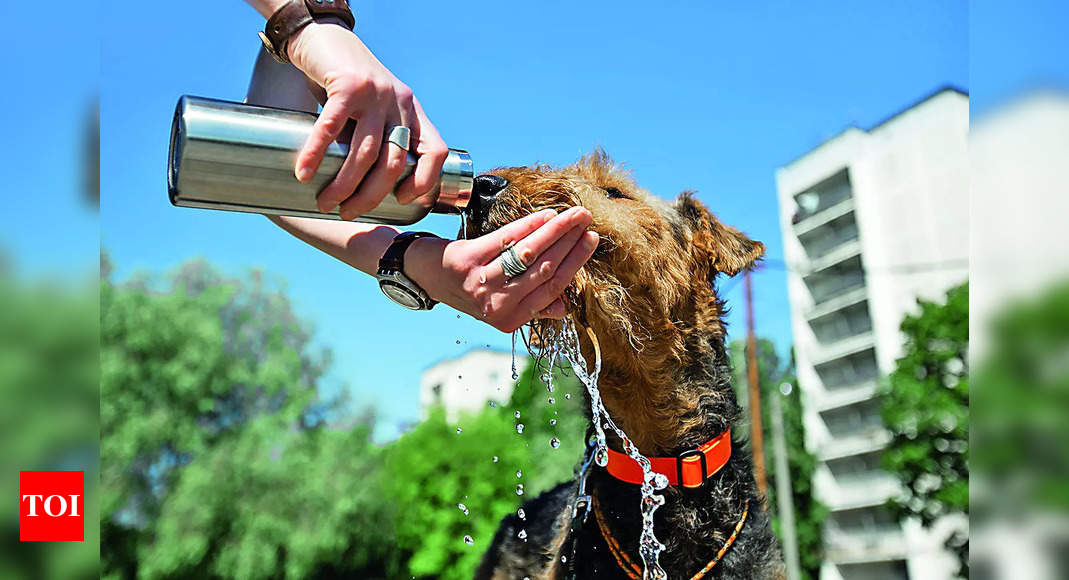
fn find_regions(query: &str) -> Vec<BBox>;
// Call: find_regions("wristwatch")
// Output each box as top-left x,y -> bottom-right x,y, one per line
259,0 -> 356,64
376,232 -> 440,311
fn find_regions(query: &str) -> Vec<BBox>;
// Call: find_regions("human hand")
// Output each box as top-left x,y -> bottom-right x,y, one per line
286,21 -> 447,220
405,207 -> 599,332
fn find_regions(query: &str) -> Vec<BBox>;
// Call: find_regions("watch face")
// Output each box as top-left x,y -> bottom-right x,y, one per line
380,280 -> 423,310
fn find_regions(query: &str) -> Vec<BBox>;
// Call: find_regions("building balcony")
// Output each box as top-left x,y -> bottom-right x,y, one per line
803,239 -> 863,277
824,475 -> 902,512
825,528 -> 908,564
805,285 -> 869,321
820,427 -> 891,461
809,330 -> 876,367
793,197 -> 856,237
814,380 -> 881,412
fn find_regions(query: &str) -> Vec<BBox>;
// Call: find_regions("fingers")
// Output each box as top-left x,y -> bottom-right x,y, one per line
395,99 -> 448,204
478,207 -> 593,286
296,95 -> 352,183
509,231 -> 599,328
536,298 -> 567,320
338,132 -> 408,220
317,114 -> 384,213
469,208 -> 559,260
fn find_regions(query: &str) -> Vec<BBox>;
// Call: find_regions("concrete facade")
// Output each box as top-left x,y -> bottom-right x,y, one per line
419,348 -> 531,423
775,88 -> 969,580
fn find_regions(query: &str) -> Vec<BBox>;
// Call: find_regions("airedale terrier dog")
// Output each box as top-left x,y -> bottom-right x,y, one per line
467,151 -> 784,580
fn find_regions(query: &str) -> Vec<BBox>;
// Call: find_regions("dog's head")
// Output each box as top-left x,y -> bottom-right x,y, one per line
467,151 -> 763,448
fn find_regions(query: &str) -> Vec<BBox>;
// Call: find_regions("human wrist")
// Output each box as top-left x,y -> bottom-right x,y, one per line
286,16 -> 352,68
403,237 -> 451,302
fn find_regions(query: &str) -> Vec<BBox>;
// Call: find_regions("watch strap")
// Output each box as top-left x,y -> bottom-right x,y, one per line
378,231 -> 440,273
260,0 -> 355,64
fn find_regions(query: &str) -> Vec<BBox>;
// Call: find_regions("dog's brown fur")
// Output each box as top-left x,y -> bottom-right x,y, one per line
470,151 -> 783,579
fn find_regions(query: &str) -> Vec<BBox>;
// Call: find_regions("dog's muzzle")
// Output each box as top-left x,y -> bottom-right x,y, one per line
468,174 -> 509,227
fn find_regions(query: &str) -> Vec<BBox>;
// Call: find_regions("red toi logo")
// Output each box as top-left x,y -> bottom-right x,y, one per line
20,471 -> 84,542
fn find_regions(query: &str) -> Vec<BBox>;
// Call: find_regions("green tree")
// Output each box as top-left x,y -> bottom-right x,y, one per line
384,358 -> 587,580
101,258 -> 397,578
881,282 -> 969,577
0,265 -> 99,580
730,339 -> 825,580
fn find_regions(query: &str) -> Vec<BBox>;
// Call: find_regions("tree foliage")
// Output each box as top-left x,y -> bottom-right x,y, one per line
730,338 -> 825,580
881,282 -> 969,577
101,259 -> 392,579
384,358 -> 586,580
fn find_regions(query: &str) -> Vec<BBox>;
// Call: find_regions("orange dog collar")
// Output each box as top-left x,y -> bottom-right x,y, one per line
604,429 -> 732,488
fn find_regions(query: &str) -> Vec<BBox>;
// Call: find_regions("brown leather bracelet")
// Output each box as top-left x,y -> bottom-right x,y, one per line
259,0 -> 355,64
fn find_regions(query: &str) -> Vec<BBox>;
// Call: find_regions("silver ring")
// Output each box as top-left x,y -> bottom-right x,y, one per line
500,245 -> 529,280
387,125 -> 411,151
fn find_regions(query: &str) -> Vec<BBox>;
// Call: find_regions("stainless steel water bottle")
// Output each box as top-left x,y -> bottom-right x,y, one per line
168,95 -> 473,225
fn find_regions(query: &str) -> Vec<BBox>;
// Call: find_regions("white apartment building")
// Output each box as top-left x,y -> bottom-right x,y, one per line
419,348 -> 531,423
775,87 -> 969,580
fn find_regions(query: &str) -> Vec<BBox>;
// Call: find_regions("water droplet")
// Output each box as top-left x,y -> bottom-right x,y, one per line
492,456 -> 499,462
550,418 -> 557,426
548,397 -> 555,405
516,423 -> 525,434
458,375 -> 463,379
550,437 -> 561,449
517,508 -> 526,520
488,401 -> 497,408
463,535 -> 474,546
456,427 -> 463,434
517,529 -> 527,541
512,372 -> 519,380
456,339 -> 461,344
565,393 -> 572,399
594,447 -> 609,467
458,503 -> 469,515
516,484 -> 524,495
514,410 -> 521,419
561,555 -> 567,563
516,469 -> 523,478
456,314 -> 461,319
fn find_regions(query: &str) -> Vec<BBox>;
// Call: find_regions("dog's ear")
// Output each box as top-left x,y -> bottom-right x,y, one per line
676,192 -> 765,277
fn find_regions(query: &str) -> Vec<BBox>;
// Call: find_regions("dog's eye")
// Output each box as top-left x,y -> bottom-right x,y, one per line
603,187 -> 628,200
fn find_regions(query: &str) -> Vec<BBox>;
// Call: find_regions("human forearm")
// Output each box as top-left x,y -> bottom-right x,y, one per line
267,215 -> 398,276
244,0 -> 288,20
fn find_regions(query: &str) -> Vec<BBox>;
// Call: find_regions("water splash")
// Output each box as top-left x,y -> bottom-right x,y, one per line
511,331 -> 520,380
457,503 -> 469,516
548,319 -> 669,580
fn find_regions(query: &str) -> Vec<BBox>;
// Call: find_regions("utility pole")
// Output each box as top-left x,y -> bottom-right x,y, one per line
745,269 -> 768,499
771,384 -> 802,580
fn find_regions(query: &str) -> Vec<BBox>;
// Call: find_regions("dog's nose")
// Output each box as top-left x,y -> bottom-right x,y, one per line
468,174 -> 509,221
474,174 -> 509,203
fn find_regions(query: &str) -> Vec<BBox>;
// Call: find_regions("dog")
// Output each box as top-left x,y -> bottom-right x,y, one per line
466,151 -> 785,579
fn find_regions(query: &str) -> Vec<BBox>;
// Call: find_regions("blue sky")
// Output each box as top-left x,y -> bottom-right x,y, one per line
92,0 -> 973,438
4,1 -> 997,438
